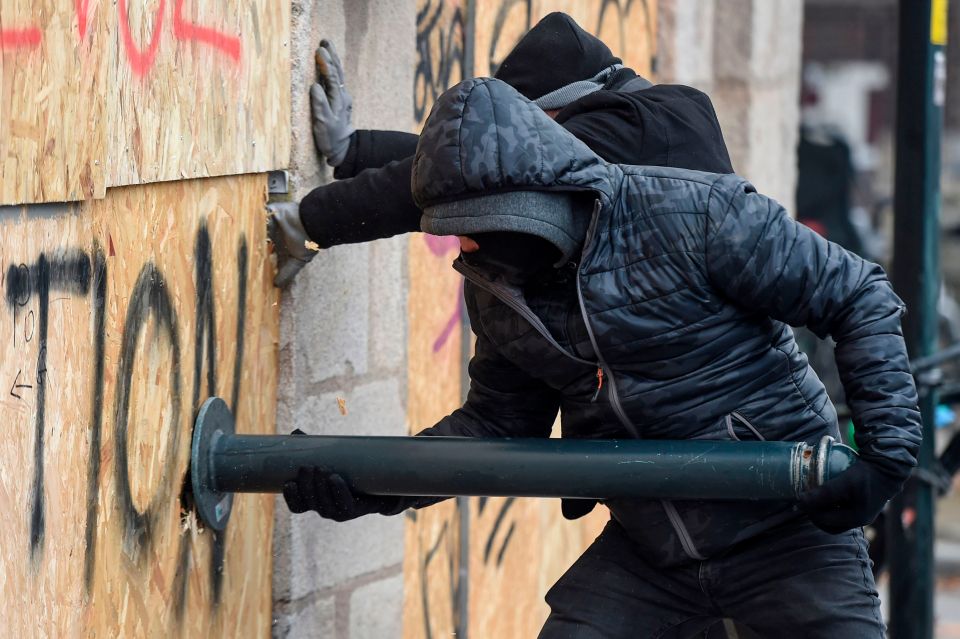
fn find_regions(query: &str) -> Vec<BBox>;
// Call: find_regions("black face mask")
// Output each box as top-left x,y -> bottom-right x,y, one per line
461,232 -> 562,285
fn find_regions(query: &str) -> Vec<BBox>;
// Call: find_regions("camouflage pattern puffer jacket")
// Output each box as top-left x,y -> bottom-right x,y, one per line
412,78 -> 922,566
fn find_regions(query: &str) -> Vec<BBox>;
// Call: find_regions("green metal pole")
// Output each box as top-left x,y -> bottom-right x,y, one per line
190,397 -> 857,531
211,434 -> 849,499
889,1 -> 947,637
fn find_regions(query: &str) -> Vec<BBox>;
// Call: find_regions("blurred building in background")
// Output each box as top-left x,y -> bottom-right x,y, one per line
802,2 -> 960,635
803,0 -> 960,327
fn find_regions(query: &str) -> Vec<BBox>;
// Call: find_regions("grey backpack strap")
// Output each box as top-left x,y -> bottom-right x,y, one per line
618,75 -> 654,92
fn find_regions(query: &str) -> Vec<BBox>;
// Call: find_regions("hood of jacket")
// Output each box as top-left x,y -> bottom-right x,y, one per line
555,80 -> 735,174
493,12 -> 622,101
412,78 -> 618,264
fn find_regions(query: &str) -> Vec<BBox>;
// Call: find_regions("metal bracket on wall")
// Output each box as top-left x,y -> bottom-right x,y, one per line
267,170 -> 290,196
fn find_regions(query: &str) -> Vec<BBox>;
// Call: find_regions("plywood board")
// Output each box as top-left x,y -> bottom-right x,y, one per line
0,0 -> 109,204
0,174 -> 279,637
405,1 -> 658,635
404,3 -> 473,634
402,231 -> 466,639
0,2 -> 290,206
467,496 -> 607,637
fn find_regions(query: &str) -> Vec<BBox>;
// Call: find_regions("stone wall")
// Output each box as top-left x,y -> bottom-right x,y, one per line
271,1 -> 416,637
659,0 -> 804,209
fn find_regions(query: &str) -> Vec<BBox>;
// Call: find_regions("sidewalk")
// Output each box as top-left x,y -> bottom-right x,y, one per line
935,540 -> 960,638
875,465 -> 960,635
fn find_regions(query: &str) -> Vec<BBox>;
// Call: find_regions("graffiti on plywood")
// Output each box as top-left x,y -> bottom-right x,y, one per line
0,175 -> 278,637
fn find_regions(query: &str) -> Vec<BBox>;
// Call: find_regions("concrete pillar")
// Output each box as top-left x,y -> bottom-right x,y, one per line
660,0 -> 804,208
658,0 -> 718,90
272,1 -> 416,637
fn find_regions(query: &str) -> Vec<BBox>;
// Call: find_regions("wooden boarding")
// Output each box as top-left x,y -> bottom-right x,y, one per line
404,1 -> 657,635
0,174 -> 279,637
0,1 -> 290,205
403,229 -> 467,638
467,494 -> 608,637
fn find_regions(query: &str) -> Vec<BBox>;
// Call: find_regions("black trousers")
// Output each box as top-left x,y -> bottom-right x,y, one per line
539,516 -> 883,639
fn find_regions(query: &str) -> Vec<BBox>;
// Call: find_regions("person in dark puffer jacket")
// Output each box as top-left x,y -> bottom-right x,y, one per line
281,13 -> 737,525
286,77 -> 920,637
268,12 -> 733,287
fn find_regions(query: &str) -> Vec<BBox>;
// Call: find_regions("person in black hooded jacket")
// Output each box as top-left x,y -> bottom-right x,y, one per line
267,12 -> 733,286
288,76 -> 917,638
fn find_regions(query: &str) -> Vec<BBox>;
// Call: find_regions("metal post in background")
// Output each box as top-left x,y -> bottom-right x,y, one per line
456,6 -> 476,636
889,0 -> 948,637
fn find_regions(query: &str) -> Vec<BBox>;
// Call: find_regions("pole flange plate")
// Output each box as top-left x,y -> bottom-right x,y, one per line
191,397 -> 235,531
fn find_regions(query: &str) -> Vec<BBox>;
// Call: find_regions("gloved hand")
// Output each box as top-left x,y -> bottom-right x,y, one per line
561,498 -> 598,520
266,201 -> 318,288
311,40 -> 355,167
283,465 -> 407,521
798,456 -> 907,534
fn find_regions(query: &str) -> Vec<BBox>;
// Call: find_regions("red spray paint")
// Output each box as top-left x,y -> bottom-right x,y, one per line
76,0 -> 91,40
0,27 -> 42,50
422,235 -> 464,353
172,0 -> 240,62
3,2 -> 241,70
117,0 -> 167,76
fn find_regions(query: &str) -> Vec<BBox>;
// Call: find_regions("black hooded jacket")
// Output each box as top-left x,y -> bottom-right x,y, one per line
298,73 -> 734,247
409,78 -> 920,564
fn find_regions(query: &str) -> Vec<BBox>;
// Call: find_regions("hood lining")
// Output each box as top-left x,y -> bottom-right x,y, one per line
421,210 -> 580,244
419,183 -> 601,209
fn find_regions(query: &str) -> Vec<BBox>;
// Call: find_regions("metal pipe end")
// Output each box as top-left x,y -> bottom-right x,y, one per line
191,397 -> 235,531
792,436 -> 859,497
811,435 -> 858,490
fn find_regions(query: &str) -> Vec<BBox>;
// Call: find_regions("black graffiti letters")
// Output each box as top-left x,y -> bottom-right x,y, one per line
414,0 -> 467,122
170,224 -> 249,614
3,223 -> 249,619
6,251 -> 92,560
84,245 -> 107,592
114,262 -> 183,559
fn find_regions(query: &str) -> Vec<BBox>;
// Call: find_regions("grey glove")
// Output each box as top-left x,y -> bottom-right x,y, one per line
267,201 -> 318,288
311,40 -> 355,167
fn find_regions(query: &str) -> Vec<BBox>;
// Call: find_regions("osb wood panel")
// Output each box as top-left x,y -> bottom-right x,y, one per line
0,0 -> 109,205
404,3 -> 472,632
468,496 -> 607,637
402,502 -> 464,639
106,1 -> 290,189
405,1 -> 656,636
403,231 -> 465,639
0,1 -> 290,206
0,174 -> 279,637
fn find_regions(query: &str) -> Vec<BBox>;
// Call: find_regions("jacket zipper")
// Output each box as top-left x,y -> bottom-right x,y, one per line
575,201 -> 640,438
458,257 -> 632,435
662,500 -> 707,560
575,199 -> 705,562
454,261 -> 595,367
727,411 -> 766,441
591,368 -> 604,402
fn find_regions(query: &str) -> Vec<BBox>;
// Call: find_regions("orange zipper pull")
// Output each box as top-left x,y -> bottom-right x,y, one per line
591,367 -> 604,402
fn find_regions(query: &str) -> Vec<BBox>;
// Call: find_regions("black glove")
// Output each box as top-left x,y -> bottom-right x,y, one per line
798,456 -> 907,534
561,498 -> 598,521
283,465 -> 408,521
